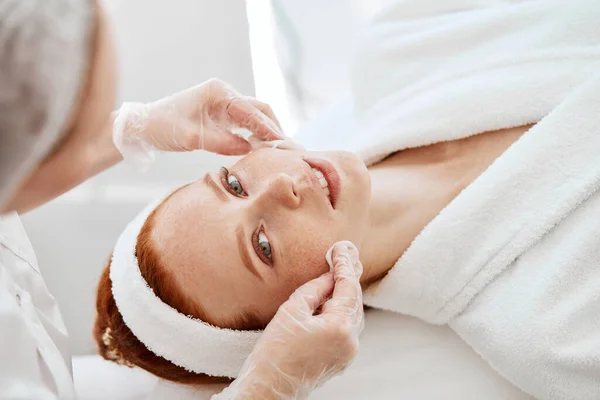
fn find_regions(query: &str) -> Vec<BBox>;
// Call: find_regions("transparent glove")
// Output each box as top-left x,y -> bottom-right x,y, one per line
113,78 -> 284,169
214,241 -> 364,400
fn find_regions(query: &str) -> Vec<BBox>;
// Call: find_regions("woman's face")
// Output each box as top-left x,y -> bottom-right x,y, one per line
151,148 -> 371,327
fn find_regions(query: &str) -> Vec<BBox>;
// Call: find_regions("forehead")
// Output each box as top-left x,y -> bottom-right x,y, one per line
152,180 -> 231,277
148,179 -> 255,322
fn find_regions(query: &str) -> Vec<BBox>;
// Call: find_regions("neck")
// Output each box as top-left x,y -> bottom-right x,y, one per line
357,126 -> 529,285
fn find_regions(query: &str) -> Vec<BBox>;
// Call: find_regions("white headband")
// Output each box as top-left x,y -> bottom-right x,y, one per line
110,190 -> 262,378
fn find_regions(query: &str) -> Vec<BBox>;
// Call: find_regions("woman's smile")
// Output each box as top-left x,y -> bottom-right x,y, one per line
303,157 -> 341,209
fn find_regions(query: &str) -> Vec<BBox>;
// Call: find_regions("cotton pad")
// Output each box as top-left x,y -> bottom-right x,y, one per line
231,127 -> 305,151
325,241 -> 361,276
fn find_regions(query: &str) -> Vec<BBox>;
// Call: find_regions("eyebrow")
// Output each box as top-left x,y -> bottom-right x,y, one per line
203,173 -> 229,202
236,225 -> 263,281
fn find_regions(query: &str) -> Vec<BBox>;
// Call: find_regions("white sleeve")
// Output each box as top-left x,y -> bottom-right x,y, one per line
449,199 -> 600,400
0,273 -> 63,400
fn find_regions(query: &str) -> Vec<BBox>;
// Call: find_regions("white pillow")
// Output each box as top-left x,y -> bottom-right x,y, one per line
73,355 -> 156,400
109,310 -> 533,400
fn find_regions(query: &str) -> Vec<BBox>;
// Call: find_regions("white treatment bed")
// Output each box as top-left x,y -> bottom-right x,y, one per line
74,309 -> 532,400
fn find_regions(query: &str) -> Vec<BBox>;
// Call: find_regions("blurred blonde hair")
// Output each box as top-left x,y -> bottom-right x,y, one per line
0,0 -> 95,206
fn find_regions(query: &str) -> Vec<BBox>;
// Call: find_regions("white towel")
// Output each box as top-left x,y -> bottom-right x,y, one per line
350,0 -> 600,165
345,1 -> 600,399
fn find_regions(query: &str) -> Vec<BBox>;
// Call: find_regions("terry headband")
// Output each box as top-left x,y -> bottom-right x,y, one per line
110,190 -> 262,378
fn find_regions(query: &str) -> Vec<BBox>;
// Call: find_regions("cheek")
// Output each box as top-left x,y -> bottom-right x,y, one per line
260,228 -> 335,323
281,240 -> 331,291
279,217 -> 340,286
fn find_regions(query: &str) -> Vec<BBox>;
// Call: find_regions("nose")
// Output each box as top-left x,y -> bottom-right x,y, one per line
255,173 -> 300,210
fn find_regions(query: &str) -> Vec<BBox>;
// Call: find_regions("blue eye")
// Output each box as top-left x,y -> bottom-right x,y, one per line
227,174 -> 244,195
220,167 -> 246,196
257,231 -> 272,260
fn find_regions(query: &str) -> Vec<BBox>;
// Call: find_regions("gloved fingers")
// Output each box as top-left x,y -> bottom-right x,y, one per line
321,243 -> 364,319
322,294 -> 365,334
247,135 -> 306,152
325,240 -> 361,275
226,96 -> 283,142
284,272 -> 335,315
196,117 -> 252,155
202,129 -> 251,155
248,99 -> 282,130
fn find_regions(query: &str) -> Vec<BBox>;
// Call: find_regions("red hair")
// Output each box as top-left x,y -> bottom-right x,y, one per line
94,199 -> 237,385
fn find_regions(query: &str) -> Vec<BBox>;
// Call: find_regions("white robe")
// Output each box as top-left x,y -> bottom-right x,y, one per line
349,1 -> 600,399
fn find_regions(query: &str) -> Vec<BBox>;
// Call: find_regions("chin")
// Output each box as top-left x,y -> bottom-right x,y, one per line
331,150 -> 371,211
337,151 -> 370,186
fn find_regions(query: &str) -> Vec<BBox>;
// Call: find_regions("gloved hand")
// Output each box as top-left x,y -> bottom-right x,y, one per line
214,241 -> 364,400
113,78 -> 284,169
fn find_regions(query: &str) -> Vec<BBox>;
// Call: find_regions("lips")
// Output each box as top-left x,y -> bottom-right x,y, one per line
303,157 -> 340,209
